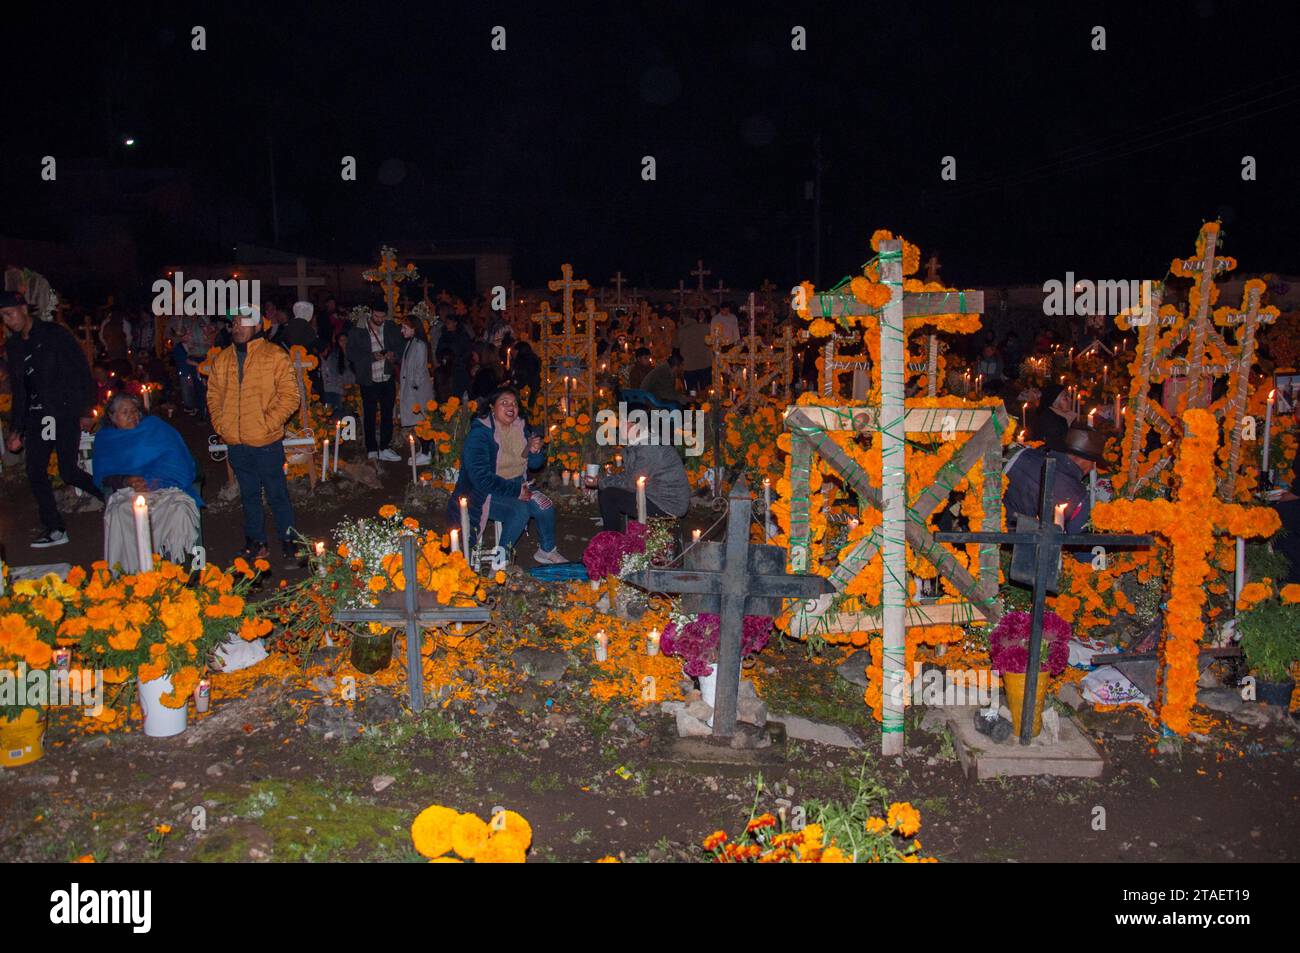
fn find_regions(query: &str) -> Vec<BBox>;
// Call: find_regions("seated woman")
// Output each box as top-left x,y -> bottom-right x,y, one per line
93,392 -> 202,573
447,387 -> 567,564
586,409 -> 691,531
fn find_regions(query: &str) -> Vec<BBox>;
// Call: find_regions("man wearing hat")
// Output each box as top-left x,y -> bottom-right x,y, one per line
1004,426 -> 1107,538
2,291 -> 104,548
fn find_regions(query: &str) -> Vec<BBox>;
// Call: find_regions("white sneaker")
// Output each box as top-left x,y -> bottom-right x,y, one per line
533,548 -> 568,565
367,451 -> 379,460
413,451 -> 432,466
377,449 -> 402,462
31,529 -> 69,549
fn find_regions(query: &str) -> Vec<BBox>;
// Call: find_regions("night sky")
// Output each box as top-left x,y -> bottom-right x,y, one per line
5,0 -> 1300,290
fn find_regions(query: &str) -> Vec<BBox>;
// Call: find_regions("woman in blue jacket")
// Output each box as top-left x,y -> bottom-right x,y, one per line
447,387 -> 566,564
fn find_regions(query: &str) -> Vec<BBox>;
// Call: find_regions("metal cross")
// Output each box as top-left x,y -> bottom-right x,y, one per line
622,477 -> 833,737
935,455 -> 1152,744
334,535 -> 490,713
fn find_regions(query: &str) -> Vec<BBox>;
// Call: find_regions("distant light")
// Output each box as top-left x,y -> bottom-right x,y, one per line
123,137 -> 137,147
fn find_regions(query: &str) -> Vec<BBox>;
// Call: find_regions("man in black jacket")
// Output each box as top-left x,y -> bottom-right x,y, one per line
435,313 -> 473,399
2,291 -> 104,547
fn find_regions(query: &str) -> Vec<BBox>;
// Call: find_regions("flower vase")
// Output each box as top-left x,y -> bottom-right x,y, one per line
350,629 -> 395,674
1001,672 -> 1049,739
138,675 -> 189,738
0,708 -> 46,767
698,668 -> 718,709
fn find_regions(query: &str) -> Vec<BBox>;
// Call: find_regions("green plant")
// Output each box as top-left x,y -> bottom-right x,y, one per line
1237,600 -> 1300,682
1245,540 -> 1291,583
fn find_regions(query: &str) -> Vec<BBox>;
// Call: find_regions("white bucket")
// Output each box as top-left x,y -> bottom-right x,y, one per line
138,675 -> 189,738
698,668 -> 717,709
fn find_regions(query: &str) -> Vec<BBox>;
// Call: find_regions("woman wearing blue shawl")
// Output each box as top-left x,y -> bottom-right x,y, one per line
93,393 -> 201,573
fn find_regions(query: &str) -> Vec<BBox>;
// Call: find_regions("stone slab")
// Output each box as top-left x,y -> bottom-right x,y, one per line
940,705 -> 1105,780
770,712 -> 865,749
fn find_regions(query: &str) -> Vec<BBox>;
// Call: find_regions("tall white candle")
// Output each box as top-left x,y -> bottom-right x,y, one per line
459,497 -> 471,560
333,420 -> 342,472
1234,536 -> 1246,611
141,384 -> 150,411
763,477 -> 772,540
409,434 -> 418,484
594,629 -> 608,662
321,439 -> 330,481
636,476 -> 647,523
1262,389 -> 1275,475
450,528 -> 460,559
133,494 -> 153,572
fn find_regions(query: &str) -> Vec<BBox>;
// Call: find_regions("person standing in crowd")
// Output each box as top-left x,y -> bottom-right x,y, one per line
675,308 -> 713,392
1026,381 -> 1074,449
435,312 -> 473,399
398,316 -> 433,464
346,305 -> 405,461
282,300 -> 318,352
509,340 -> 541,411
99,308 -> 131,370
2,291 -> 104,548
710,300 -> 740,348
975,341 -> 1005,388
627,347 -> 653,390
318,335 -> 352,416
1004,427 -> 1107,547
169,311 -> 213,418
206,307 -> 301,562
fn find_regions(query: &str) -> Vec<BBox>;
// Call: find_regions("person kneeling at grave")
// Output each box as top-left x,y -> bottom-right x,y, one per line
447,386 -> 567,565
587,405 -> 691,531
93,392 -> 202,573
1003,426 -> 1107,551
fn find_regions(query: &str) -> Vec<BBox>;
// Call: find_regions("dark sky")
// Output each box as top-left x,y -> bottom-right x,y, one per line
5,0 -> 1300,290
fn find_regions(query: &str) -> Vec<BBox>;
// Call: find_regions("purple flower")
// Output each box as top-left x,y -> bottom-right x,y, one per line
582,526 -> 646,580
660,613 -> 774,677
988,610 -> 1072,675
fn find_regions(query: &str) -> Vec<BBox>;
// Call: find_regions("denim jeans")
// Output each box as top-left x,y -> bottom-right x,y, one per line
227,441 -> 295,546
487,494 -> 556,551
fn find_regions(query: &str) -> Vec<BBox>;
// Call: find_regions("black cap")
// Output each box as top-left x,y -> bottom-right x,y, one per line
1060,426 -> 1108,463
0,291 -> 28,309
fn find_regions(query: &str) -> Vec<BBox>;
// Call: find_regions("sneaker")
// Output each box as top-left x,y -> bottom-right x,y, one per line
31,529 -> 69,549
533,547 -> 568,565
367,451 -> 379,460
413,451 -> 432,466
377,448 -> 402,462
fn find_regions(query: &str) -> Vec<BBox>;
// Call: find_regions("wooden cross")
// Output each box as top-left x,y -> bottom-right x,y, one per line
691,259 -> 711,293
609,271 -> 626,307
674,280 -> 689,312
936,455 -> 1152,743
363,245 -> 419,318
712,278 -> 730,305
622,477 -> 833,737
793,240 -> 985,754
1216,280 -> 1278,498
924,254 -> 942,284
712,292 -> 792,409
334,535 -> 491,713
287,344 -> 320,486
80,313 -> 97,363
548,263 -> 589,335
1091,409 -> 1279,735
278,256 -> 327,302
1174,223 -> 1235,410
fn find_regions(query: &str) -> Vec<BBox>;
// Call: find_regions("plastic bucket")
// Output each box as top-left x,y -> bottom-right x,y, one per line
138,675 -> 189,738
0,709 -> 46,767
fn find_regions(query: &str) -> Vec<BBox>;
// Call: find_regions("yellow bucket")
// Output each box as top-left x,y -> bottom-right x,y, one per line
0,709 -> 46,767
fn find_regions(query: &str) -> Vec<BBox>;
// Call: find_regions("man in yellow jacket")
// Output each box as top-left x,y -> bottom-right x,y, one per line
207,308 -> 301,562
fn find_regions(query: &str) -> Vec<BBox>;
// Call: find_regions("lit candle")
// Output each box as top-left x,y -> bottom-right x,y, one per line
409,434 -> 418,484
1053,502 -> 1069,528
763,477 -> 772,540
636,476 -> 647,523
1114,394 -> 1122,428
450,528 -> 460,558
1262,389 -> 1275,475
1235,536 -> 1246,610
195,678 -> 210,713
1087,407 -> 1097,429
646,629 -> 660,656
459,497 -> 471,560
594,629 -> 608,662
321,439 -> 330,481
691,528 -> 701,545
141,383 -> 150,411
132,494 -> 153,572
333,420 -> 342,472
314,540 -> 326,576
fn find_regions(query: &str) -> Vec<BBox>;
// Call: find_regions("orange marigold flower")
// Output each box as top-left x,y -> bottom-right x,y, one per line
379,504 -> 399,519
887,801 -> 922,838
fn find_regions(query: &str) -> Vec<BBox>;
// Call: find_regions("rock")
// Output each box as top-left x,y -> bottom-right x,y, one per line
477,699 -> 498,717
170,780 -> 187,790
358,693 -> 402,725
1056,683 -> 1084,711
509,684 -> 547,715
659,701 -> 686,716
1229,705 -> 1273,728
511,647 -> 573,683
205,762 -> 232,778
1198,668 -> 1220,689
338,460 -> 383,488
371,775 -> 396,793
770,712 -> 864,749
686,700 -> 713,721
309,676 -> 337,694
1041,708 -> 1061,744
82,736 -> 111,751
1197,687 -> 1243,714
919,708 -> 947,734
306,704 -> 360,741
736,692 -> 768,728
675,709 -> 713,738
611,715 -> 646,738
542,713 -> 567,731
729,723 -> 772,750
835,650 -> 873,688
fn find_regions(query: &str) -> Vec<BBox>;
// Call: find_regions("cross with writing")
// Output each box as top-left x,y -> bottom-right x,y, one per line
937,455 -> 1152,744
335,535 -> 491,713
278,256 -> 327,302
623,477 -> 833,737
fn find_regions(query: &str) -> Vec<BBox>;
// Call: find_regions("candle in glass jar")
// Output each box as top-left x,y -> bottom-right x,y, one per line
195,678 -> 210,713
133,494 -> 153,572
646,629 -> 660,656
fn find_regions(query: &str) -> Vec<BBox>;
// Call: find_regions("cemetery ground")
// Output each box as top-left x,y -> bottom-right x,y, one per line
1,416 -> 1297,864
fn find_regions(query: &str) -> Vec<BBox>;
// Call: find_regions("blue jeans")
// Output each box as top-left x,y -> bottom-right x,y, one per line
227,441 -> 296,546
487,494 -> 556,551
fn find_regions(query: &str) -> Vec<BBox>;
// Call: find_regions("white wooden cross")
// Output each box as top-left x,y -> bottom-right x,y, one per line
278,256 -> 327,302
674,279 -> 689,311
713,278 -> 730,305
609,271 -> 626,308
691,259 -> 712,293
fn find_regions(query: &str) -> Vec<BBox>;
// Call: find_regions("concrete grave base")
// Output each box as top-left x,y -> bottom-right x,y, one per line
939,705 -> 1105,780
